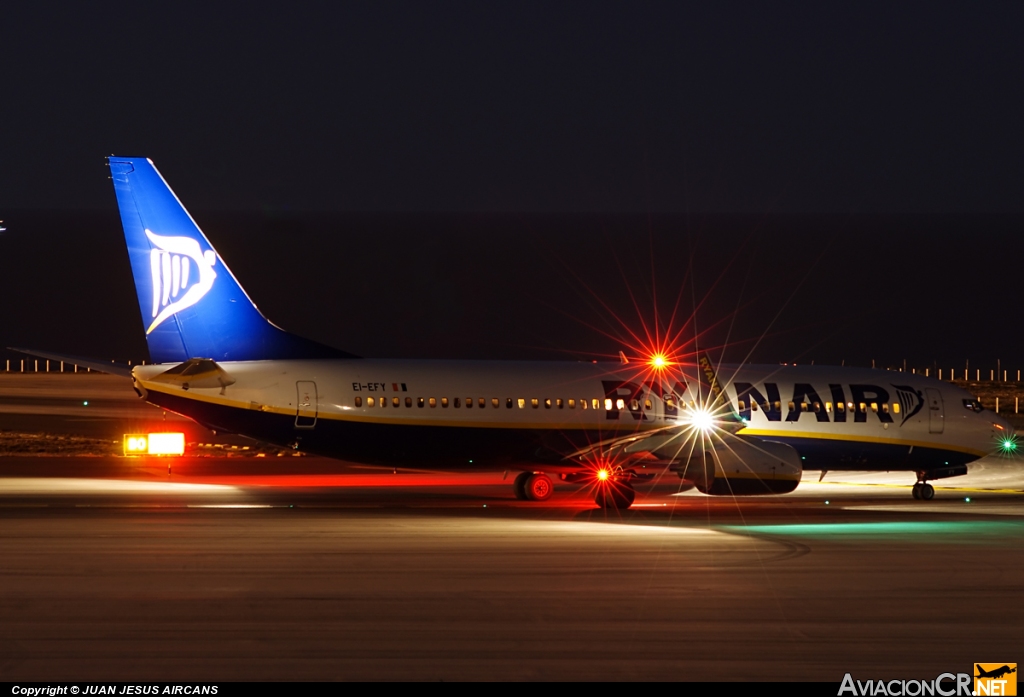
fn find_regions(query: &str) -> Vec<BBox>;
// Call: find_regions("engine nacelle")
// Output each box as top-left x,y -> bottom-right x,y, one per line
674,434 -> 802,495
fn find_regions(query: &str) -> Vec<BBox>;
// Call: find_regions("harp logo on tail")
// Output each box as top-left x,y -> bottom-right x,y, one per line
145,229 -> 217,334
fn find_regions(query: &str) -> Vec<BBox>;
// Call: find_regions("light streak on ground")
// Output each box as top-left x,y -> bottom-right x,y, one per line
0,478 -> 241,495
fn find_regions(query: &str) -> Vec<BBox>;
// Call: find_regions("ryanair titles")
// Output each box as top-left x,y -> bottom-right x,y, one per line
601,379 -> 925,426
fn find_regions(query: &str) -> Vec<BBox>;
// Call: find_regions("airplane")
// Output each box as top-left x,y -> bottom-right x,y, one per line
16,157 -> 1015,508
976,666 -> 1016,680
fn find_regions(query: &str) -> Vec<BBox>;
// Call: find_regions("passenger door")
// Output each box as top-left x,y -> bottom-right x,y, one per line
925,388 -> 944,434
295,381 -> 318,429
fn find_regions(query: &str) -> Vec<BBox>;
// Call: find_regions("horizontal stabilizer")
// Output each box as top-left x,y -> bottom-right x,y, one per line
7,347 -> 134,377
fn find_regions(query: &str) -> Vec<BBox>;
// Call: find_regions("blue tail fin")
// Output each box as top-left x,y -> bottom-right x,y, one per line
108,157 -> 354,364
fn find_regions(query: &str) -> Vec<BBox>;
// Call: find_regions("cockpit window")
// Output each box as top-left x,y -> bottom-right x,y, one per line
963,398 -> 984,413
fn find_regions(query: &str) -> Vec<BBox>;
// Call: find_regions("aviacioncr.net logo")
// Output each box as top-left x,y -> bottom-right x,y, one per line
975,664 -> 1017,696
839,672 -> 973,696
145,229 -> 217,334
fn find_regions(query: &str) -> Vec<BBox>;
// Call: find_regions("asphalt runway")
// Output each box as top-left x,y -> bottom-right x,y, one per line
2,374 -> 1023,681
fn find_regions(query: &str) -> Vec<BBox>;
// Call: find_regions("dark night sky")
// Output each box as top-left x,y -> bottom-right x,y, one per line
1,3 -> 1023,369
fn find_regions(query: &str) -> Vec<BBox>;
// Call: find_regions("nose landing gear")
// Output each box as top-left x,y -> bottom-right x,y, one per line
911,482 -> 935,500
911,465 -> 968,500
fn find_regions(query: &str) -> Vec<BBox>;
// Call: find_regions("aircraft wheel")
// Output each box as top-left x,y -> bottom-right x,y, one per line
512,471 -> 531,500
595,480 -> 636,509
920,483 -> 935,500
912,483 -> 921,500
523,473 -> 553,501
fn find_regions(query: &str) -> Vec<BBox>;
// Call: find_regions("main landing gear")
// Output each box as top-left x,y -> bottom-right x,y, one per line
594,478 -> 635,509
513,471 -> 553,502
911,482 -> 935,500
512,470 -> 639,509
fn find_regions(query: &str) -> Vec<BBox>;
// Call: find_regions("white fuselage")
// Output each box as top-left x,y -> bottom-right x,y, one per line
132,359 -> 1008,472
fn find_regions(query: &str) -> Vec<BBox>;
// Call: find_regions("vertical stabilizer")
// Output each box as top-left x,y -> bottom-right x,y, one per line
108,157 -> 353,364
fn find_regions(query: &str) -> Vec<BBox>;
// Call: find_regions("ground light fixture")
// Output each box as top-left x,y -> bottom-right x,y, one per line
123,433 -> 186,456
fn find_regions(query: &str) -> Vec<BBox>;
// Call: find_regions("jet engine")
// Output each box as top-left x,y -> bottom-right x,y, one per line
672,433 -> 802,495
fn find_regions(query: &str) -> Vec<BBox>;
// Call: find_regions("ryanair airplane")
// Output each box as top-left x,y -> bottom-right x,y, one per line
61,157 -> 1017,507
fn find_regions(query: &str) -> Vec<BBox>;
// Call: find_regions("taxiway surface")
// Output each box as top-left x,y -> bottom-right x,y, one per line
1,455 -> 1022,681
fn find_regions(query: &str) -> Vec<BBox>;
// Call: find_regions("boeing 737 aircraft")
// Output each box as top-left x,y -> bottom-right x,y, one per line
21,157 -> 1014,508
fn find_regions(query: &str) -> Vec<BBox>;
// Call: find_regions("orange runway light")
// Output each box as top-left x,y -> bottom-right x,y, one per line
123,433 -> 186,456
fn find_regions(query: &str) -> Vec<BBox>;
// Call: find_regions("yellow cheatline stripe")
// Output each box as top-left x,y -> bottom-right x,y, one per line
739,427 -> 988,457
139,381 -> 660,432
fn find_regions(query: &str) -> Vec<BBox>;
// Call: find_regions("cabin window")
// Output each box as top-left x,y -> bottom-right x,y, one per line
556,398 -> 563,409
751,401 -> 759,412
392,397 -> 400,407
492,398 -> 500,408
507,398 -> 514,409
568,399 -> 575,408
825,402 -> 832,412
870,402 -> 878,413
858,402 -> 866,413
628,399 -> 637,411
479,398 -> 485,408
465,398 -> 472,408
418,397 -> 425,408
381,397 -> 387,408
354,396 -> 362,407
544,398 -> 551,409
593,399 -> 601,410
429,398 -> 437,408
893,402 -> 901,414
666,398 -> 676,410
531,398 -> 539,409
772,401 -> 780,412
738,400 -> 746,411
518,398 -> 525,409
802,402 -> 810,412
367,396 -> 375,407
454,398 -> 461,408
836,402 -> 845,412
605,398 -> 613,410
881,403 -> 889,413
615,399 -> 625,410
644,399 -> 652,410
581,399 -> 588,410
441,398 -> 449,408
405,397 -> 412,407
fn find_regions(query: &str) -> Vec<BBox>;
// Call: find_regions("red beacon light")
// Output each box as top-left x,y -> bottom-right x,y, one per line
648,353 -> 669,370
